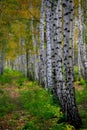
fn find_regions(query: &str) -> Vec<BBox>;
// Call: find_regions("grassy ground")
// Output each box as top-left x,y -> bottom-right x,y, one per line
75,82 -> 87,130
0,68 -> 87,130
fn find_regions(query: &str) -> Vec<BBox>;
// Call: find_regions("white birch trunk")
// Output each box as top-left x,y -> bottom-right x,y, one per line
45,0 -> 53,89
0,47 -> 5,74
49,0 -> 58,96
53,0 -> 65,109
40,0 -> 47,88
63,0 -> 82,128
31,17 -> 38,80
78,0 -> 87,81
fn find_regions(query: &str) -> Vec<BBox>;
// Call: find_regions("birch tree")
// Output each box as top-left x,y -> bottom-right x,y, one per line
62,0 -> 82,128
78,0 -> 87,81
52,0 -> 65,108
49,0 -> 58,96
0,44 -> 5,74
39,0 -> 47,88
45,0 -> 54,89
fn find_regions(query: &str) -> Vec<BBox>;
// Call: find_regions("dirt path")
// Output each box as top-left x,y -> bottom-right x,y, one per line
0,84 -> 29,130
0,81 -> 85,130
74,83 -> 84,91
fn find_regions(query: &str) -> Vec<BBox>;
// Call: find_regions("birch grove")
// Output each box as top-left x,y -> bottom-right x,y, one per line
1,0 -> 87,129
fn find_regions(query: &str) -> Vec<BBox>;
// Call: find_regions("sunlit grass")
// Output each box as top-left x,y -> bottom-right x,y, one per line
0,68 -> 66,129
0,68 -> 87,129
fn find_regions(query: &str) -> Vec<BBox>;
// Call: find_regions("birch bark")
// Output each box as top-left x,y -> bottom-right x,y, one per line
63,0 -> 82,128
78,0 -> 87,81
40,0 -> 47,88
45,0 -> 54,89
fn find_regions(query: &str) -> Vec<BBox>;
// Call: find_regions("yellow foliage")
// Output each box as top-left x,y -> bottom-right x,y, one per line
18,10 -> 31,19
11,22 -> 26,38
8,41 -> 17,49
30,8 -> 40,19
66,124 -> 75,130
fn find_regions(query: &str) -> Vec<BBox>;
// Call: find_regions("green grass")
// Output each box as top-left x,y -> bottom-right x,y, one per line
74,66 -> 87,129
74,66 -> 79,81
20,86 -> 61,119
0,68 -> 87,130
0,68 -> 67,130
76,84 -> 87,130
0,74 -> 12,85
74,66 -> 86,85
0,68 -> 28,87
0,94 -> 17,117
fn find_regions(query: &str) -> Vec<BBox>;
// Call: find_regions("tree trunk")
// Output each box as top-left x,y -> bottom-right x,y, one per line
52,0 -> 65,109
0,43 -> 6,75
49,0 -> 58,96
78,0 -> 87,81
31,17 -> 37,80
45,0 -> 54,89
63,0 -> 82,128
40,0 -> 47,88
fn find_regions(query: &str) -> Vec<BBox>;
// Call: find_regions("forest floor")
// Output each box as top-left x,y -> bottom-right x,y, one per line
0,69 -> 87,130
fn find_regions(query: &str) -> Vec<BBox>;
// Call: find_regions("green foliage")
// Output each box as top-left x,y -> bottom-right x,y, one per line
0,89 -> 4,94
76,86 -> 87,104
16,78 -> 24,86
16,77 -> 28,87
22,121 -> 39,130
20,86 -> 60,120
20,84 -> 66,130
83,28 -> 87,44
74,66 -> 86,85
0,68 -> 87,129
57,114 -> 66,124
0,75 -> 12,85
0,95 -> 16,117
13,113 -> 20,120
4,68 -> 13,74
4,68 -> 23,77
51,123 -> 65,130
76,85 -> 87,129
78,78 -> 86,85
66,124 -> 74,130
0,68 -> 26,117
0,68 -> 27,86
74,66 -> 79,81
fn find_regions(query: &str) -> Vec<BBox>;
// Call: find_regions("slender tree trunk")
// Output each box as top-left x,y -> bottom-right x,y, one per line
31,17 -> 37,80
78,0 -> 87,81
0,43 -> 6,74
78,44 -> 82,80
45,0 -> 54,89
40,0 -> 47,88
26,47 -> 29,78
35,24 -> 41,83
20,39 -> 26,75
49,0 -> 58,96
0,47 -> 5,74
35,25 -> 40,81
63,0 -> 82,128
52,0 -> 65,109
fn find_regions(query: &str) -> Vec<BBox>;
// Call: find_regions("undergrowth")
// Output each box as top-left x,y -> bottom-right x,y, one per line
0,68 -> 87,130
76,84 -> 87,130
73,66 -> 87,130
0,94 -> 17,117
